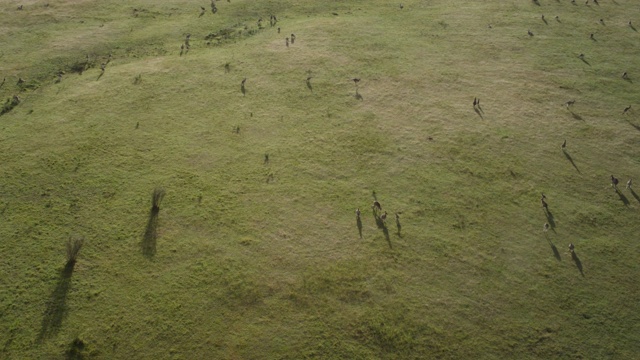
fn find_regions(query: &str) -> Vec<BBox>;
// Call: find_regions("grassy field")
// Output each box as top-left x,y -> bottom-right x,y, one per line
1,0 -> 639,358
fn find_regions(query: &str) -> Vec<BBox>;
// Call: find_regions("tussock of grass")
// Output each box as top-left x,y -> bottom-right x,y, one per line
65,237 -> 84,265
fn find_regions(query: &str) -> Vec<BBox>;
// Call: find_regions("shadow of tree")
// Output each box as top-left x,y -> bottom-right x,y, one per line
142,208 -> 159,257
38,262 -> 75,342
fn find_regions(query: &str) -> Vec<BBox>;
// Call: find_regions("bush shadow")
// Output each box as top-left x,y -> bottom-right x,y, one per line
142,208 -> 159,257
38,262 -> 75,342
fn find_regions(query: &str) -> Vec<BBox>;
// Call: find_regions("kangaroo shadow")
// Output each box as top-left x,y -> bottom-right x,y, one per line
396,219 -> 402,237
544,209 -> 557,231
570,111 -> 583,121
571,251 -> 584,276
580,58 -> 591,66
142,208 -> 159,257
546,236 -> 561,261
627,120 -> 640,132
96,72 -> 104,81
474,107 -> 484,119
354,90 -> 363,101
563,150 -> 581,173
631,25 -> 637,32
629,188 -> 640,203
616,189 -> 630,206
373,213 -> 392,248
306,80 -> 313,92
543,18 -> 548,25
38,262 -> 75,342
383,227 -> 391,248
357,217 -> 363,238
241,84 -> 246,96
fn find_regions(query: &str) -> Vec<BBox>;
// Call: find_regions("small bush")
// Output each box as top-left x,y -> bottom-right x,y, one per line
66,237 -> 84,265
1,96 -> 21,116
151,188 -> 165,211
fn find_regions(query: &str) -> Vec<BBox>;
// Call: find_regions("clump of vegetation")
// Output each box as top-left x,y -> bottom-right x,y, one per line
1,96 -> 21,116
65,237 -> 84,266
151,188 -> 165,212
66,57 -> 95,75
66,337 -> 86,359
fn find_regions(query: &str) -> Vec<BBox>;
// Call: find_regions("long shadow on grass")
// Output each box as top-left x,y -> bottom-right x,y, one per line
627,120 -> 640,132
571,251 -> 584,276
629,188 -> 640,203
396,218 -> 402,237
615,189 -> 630,206
373,211 -> 392,248
357,217 -> 363,238
38,262 -> 75,342
142,207 -> 159,257
544,209 -> 556,232
570,111 -> 584,121
545,235 -> 561,261
563,150 -> 581,173
474,107 -> 484,119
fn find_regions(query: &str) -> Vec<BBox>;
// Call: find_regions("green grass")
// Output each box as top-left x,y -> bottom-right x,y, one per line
1,0 -> 640,358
